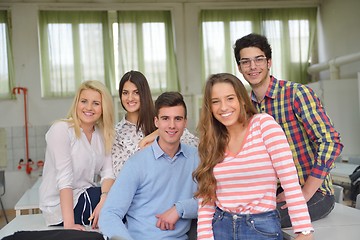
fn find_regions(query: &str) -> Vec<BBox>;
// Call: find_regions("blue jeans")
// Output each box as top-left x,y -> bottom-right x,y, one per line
277,189 -> 335,228
212,207 -> 283,240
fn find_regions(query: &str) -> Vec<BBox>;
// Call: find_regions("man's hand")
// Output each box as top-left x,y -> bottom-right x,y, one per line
277,187 -> 313,210
155,206 -> 180,231
276,191 -> 288,209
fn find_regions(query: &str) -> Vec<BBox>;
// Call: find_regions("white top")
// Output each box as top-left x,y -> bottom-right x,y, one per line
39,121 -> 115,226
112,117 -> 199,176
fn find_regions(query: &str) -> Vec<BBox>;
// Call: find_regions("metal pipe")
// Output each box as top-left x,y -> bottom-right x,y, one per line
12,87 -> 32,175
308,52 -> 360,78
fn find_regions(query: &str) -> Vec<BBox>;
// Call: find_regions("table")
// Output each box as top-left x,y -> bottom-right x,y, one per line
14,177 -> 41,216
331,162 -> 359,186
282,203 -> 360,239
0,214 -> 62,239
31,176 -> 42,189
14,188 -> 40,216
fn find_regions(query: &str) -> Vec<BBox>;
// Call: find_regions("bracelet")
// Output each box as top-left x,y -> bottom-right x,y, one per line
100,192 -> 108,197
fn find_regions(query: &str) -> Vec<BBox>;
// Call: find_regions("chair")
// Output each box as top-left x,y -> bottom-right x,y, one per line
355,194 -> 360,209
333,184 -> 344,204
0,170 -> 8,223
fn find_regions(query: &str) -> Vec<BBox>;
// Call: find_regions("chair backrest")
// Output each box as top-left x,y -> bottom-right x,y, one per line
333,184 -> 344,204
0,170 -> 5,196
356,194 -> 360,209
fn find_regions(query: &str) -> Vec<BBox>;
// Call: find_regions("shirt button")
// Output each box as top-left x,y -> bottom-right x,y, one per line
261,107 -> 265,112
233,215 -> 238,220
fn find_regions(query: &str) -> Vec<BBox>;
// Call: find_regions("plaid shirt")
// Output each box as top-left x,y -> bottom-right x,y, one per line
251,76 -> 343,195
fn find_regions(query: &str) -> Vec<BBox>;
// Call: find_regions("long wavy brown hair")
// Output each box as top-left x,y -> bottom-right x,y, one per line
193,73 -> 257,205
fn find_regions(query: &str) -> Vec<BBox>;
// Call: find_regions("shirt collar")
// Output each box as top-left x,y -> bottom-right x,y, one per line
151,136 -> 186,161
122,115 -> 136,127
250,75 -> 279,102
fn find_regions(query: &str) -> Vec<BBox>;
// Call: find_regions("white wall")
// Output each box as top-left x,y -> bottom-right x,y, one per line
308,78 -> 360,158
317,0 -> 360,80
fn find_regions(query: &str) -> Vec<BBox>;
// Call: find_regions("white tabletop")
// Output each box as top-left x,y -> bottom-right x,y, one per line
14,176 -> 42,216
0,214 -> 62,239
14,188 -> 39,211
282,203 -> 360,239
331,162 -> 359,185
31,176 -> 42,189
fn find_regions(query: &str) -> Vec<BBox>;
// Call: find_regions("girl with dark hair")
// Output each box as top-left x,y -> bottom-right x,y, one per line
112,71 -> 198,176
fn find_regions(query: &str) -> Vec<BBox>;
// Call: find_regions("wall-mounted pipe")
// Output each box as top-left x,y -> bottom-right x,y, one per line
12,87 -> 32,175
308,52 -> 360,80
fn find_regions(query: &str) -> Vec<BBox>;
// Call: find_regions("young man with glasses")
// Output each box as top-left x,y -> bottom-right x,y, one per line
233,33 -> 343,229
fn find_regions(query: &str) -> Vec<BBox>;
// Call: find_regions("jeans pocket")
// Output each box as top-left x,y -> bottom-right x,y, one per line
212,210 -> 223,226
248,215 -> 282,239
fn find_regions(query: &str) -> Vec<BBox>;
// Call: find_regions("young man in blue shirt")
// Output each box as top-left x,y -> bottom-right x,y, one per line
99,92 -> 199,240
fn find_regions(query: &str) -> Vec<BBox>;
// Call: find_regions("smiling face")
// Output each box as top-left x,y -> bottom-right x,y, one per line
154,105 -> 187,149
210,82 -> 242,130
238,47 -> 272,89
76,89 -> 102,129
121,80 -> 141,114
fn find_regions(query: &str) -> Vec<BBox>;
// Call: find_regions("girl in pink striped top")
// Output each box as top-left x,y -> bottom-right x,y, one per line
193,73 -> 313,240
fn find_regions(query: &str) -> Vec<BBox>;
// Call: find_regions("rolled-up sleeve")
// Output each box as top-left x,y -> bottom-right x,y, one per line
46,122 -> 73,190
294,86 -> 343,179
100,153 -> 115,183
175,197 -> 198,219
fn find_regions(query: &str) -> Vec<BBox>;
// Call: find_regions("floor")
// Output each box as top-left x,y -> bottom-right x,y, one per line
0,210 -> 15,229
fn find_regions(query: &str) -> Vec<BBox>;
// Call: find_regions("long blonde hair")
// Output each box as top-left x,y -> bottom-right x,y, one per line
65,80 -> 115,154
193,73 -> 257,205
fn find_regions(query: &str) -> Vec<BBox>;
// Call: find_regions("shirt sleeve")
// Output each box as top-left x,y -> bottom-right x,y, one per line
111,121 -> 142,177
259,114 -> 313,233
99,159 -> 140,239
180,128 -> 199,147
175,197 -> 198,219
293,85 -> 343,179
46,122 -> 73,190
100,153 -> 115,183
111,127 -> 127,176
197,198 -> 215,240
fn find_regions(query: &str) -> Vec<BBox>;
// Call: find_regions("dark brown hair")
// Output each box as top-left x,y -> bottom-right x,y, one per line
118,71 -> 156,135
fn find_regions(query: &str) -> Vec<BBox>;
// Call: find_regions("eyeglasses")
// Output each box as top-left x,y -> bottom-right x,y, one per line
238,56 -> 267,68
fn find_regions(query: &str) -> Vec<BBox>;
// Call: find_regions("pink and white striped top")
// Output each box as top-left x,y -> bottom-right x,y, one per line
197,113 -> 313,239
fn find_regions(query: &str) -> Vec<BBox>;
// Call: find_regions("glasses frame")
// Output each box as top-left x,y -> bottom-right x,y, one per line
238,56 -> 268,68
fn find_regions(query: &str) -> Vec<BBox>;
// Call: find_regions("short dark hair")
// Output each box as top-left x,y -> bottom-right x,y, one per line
233,33 -> 272,65
154,92 -> 187,118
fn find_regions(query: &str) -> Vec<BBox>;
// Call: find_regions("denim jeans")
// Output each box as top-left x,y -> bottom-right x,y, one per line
277,190 -> 335,228
212,207 -> 283,240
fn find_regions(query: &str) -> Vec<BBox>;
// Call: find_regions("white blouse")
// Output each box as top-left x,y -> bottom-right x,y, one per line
112,117 -> 199,177
39,121 -> 115,226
